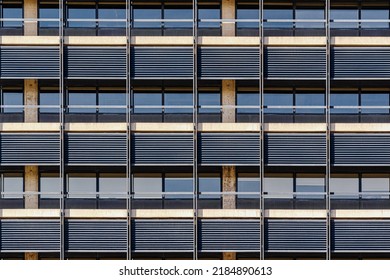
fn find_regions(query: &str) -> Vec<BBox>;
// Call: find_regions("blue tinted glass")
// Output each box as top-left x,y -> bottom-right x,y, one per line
198,6 -> 220,28
295,9 -> 324,28
164,176 -> 193,199
3,91 -> 23,113
3,6 -> 23,27
133,8 -> 161,28
133,93 -> 162,114
39,7 -> 60,28
331,93 -> 358,114
99,7 -> 126,27
237,6 -> 259,28
165,93 -> 192,113
68,92 -> 96,113
361,93 -> 389,114
164,7 -> 192,28
237,93 -> 259,114
295,93 -> 325,114
330,9 -> 358,29
99,92 -> 126,114
199,92 -> 220,114
264,9 -> 293,29
361,9 -> 389,28
199,176 -> 220,199
39,92 -> 60,114
237,176 -> 260,199
68,7 -> 95,28
264,93 -> 293,114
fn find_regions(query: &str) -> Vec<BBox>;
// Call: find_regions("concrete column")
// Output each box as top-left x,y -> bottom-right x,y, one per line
222,0 -> 235,36
24,0 -> 38,36
25,252 -> 38,260
24,80 -> 38,123
222,80 -> 236,123
25,166 -> 39,209
222,166 -> 236,209
223,252 -> 237,260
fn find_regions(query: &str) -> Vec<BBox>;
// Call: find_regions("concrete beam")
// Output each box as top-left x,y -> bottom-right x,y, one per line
0,123 -> 60,132
222,0 -> 235,36
332,36 -> 390,46
24,0 -> 38,36
264,123 -> 327,132
65,36 -> 127,46
331,209 -> 390,219
198,123 -> 260,132
265,209 -> 327,219
131,36 -> 192,46
264,37 -> 326,46
331,123 -> 390,132
199,209 -> 260,218
65,123 -> 127,132
222,80 -> 236,123
199,36 -> 259,46
132,209 -> 194,218
24,80 -> 38,123
65,209 -> 127,218
25,166 -> 39,209
0,209 -> 60,218
0,36 -> 59,45
131,123 -> 193,132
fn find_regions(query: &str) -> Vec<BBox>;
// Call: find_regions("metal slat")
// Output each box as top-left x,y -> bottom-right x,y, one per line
132,220 -> 194,252
66,133 -> 127,166
332,47 -> 390,79
266,134 -> 327,166
332,220 -> 390,252
66,47 -> 127,79
66,220 -> 127,252
265,47 -> 326,80
0,46 -> 60,79
266,220 -> 327,252
199,220 -> 260,252
332,134 -> 390,166
0,220 -> 60,252
131,47 -> 193,79
0,133 -> 60,165
198,47 -> 260,79
132,133 -> 193,166
199,133 -> 260,166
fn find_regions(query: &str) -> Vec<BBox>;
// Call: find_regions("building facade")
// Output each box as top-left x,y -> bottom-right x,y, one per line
0,0 -> 389,260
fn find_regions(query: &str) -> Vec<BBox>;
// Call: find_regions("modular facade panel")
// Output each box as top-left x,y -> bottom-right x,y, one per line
199,133 -> 260,165
0,133 -> 60,165
266,220 -> 327,252
199,220 -> 261,252
198,47 -> 260,79
132,220 -> 194,252
0,219 -> 60,252
0,46 -> 60,79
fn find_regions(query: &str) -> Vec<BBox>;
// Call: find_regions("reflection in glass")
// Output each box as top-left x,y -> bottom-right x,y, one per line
237,93 -> 259,114
199,92 -> 220,114
133,93 -> 162,114
264,93 -> 293,114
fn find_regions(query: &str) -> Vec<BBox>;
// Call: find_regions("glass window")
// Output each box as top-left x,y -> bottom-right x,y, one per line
330,175 -> 359,199
295,93 -> 325,114
237,92 -> 259,114
3,5 -> 23,27
164,5 -> 192,28
133,92 -> 162,114
236,5 -> 259,28
99,92 -> 126,114
199,174 -> 220,199
361,9 -> 389,29
2,173 -> 23,199
39,5 -> 60,28
99,173 -> 127,199
199,92 -> 220,114
330,9 -> 358,29
295,175 -> 325,199
331,93 -> 358,114
68,174 -> 96,199
133,6 -> 161,28
133,174 -> 162,199
295,9 -> 324,28
3,91 -> 23,113
237,174 -> 260,199
40,173 -> 61,199
164,174 -> 192,199
361,93 -> 389,114
264,93 -> 293,114
68,91 -> 96,113
263,8 -> 293,29
198,5 -> 220,28
39,91 -> 60,114
98,5 -> 126,28
264,175 -> 293,198
164,92 -> 192,113
362,175 -> 389,199
67,5 -> 96,28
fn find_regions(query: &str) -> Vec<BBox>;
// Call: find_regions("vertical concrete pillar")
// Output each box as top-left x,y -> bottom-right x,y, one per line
223,252 -> 237,260
24,79 -> 38,123
25,252 -> 38,260
222,0 -> 236,36
222,80 -> 236,123
222,166 -> 236,209
24,0 -> 38,36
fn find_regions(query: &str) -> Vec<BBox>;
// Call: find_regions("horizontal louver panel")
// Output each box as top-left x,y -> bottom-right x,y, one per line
266,133 -> 326,166
0,220 -> 60,252
332,134 -> 390,166
199,133 -> 260,165
131,47 -> 193,79
332,47 -> 390,79
132,220 -> 194,252
0,46 -> 60,78
0,133 -> 60,165
332,220 -> 390,252
199,220 -> 260,252
266,47 -> 326,79
266,220 -> 326,252
66,133 -> 127,165
132,133 -> 193,165
198,47 -> 260,79
66,47 -> 126,79
66,220 -> 127,252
